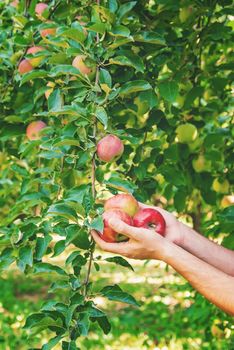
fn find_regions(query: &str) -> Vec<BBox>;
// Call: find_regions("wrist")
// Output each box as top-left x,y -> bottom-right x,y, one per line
162,240 -> 181,264
153,239 -> 176,262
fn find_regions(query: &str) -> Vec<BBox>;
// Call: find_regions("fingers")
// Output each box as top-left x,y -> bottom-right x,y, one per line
91,230 -> 129,255
108,218 -> 143,240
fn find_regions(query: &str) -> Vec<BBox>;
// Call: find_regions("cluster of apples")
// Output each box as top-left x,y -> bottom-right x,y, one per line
18,2 -> 93,78
18,3 -> 56,75
99,194 -> 166,242
95,135 -> 166,242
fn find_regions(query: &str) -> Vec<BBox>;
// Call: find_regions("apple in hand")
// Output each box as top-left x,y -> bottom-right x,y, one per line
18,59 -> 33,74
100,209 -> 132,242
133,208 -> 166,236
26,120 -> 46,140
104,193 -> 139,217
97,134 -> 124,162
26,46 -> 45,67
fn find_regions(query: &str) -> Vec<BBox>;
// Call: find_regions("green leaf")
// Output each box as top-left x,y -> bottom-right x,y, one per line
90,217 -> 104,233
58,28 -> 86,43
95,106 -> 108,129
174,189 -> 187,212
110,25 -> 131,37
158,80 -> 178,103
0,248 -> 15,271
219,206 -> 234,231
77,313 -> 90,336
87,22 -> 106,34
42,336 -> 63,350
105,256 -> 134,271
104,174 -> 137,192
49,65 -> 82,77
47,203 -> 78,222
49,280 -> 70,293
99,68 -> 112,88
62,341 -> 77,350
34,262 -> 67,276
160,165 -> 186,187
53,137 -> 80,147
52,240 -> 66,257
48,89 -> 63,112
20,70 -> 48,85
93,5 -> 115,23
109,55 -> 144,73
96,316 -> 111,335
134,31 -> 166,45
17,245 -> 33,272
66,226 -> 90,249
35,234 -> 52,260
101,284 -> 140,306
119,80 -> 151,96
117,1 -> 137,20
184,87 -> 204,109
70,292 -> 84,305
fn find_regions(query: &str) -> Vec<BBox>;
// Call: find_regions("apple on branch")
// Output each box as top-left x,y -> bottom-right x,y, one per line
176,123 -> 198,144
26,46 -> 45,67
26,120 -> 47,140
72,55 -> 96,79
97,134 -> 124,162
35,2 -> 48,20
18,59 -> 33,74
40,22 -> 57,38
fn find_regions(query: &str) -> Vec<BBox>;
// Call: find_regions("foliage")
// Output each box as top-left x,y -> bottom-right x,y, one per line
0,0 -> 233,348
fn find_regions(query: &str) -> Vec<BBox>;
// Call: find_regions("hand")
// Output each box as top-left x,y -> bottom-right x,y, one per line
138,202 -> 186,247
91,218 -> 172,261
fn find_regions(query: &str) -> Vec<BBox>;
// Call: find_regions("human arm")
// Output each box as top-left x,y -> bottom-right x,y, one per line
139,203 -> 234,277
91,219 -> 234,316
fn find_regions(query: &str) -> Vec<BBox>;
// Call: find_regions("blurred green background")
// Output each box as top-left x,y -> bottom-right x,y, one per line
1,250 -> 233,350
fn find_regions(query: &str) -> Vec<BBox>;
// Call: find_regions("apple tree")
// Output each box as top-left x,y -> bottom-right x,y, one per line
0,0 -> 233,348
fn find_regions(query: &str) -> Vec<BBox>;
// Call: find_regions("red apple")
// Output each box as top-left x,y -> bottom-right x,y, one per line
133,208 -> 166,236
99,209 -> 132,242
26,120 -> 47,140
104,193 -> 139,217
18,59 -> 33,74
35,3 -> 48,19
40,28 -> 56,38
10,0 -> 19,7
97,134 -> 124,162
40,22 -> 56,38
26,46 -> 45,67
72,55 -> 96,78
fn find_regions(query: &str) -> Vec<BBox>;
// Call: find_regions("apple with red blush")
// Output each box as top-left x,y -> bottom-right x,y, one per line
97,134 -> 124,163
100,209 -> 132,243
133,208 -> 166,236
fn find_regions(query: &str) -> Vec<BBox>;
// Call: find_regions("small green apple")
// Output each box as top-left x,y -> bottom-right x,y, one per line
176,123 -> 198,144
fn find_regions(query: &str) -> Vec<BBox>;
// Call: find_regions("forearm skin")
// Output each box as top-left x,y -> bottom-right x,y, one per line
162,242 -> 234,316
178,223 -> 234,277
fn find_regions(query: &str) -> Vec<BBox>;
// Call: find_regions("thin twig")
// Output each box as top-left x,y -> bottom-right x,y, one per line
83,0 -> 100,299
